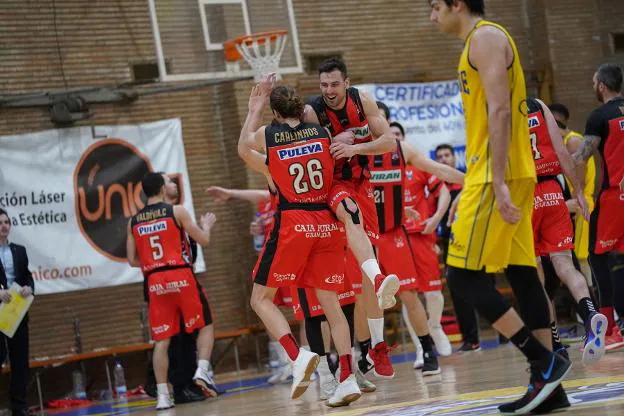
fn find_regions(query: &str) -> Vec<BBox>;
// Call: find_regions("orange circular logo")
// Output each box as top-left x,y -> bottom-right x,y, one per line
74,139 -> 153,262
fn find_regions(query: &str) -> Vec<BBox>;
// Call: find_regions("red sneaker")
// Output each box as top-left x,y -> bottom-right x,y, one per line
366,341 -> 395,379
374,274 -> 400,310
605,328 -> 624,352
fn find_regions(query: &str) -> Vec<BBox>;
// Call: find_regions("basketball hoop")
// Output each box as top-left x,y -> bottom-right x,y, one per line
223,30 -> 289,82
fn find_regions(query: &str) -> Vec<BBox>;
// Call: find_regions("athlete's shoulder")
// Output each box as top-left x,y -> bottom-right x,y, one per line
307,95 -> 326,115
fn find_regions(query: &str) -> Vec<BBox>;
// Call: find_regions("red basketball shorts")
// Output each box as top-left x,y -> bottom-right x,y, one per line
273,287 -> 293,308
376,227 -> 419,293
590,186 -> 624,254
147,268 -> 210,341
407,231 -> 442,292
291,279 -> 357,321
252,209 -> 346,292
532,179 -> 574,256
329,178 -> 380,241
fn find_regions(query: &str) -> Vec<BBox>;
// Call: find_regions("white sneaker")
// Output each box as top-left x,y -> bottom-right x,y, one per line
193,367 -> 218,397
327,374 -> 361,408
156,394 -> 174,410
279,362 -> 293,383
354,367 -> 376,393
582,313 -> 608,365
317,359 -> 338,400
429,324 -> 452,357
291,348 -> 320,399
375,274 -> 400,310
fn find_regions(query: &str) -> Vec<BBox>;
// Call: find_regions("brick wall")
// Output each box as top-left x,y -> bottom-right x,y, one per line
0,0 -> 622,397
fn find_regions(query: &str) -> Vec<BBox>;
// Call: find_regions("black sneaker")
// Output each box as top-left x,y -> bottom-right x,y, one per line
497,353 -> 572,415
422,352 -> 441,376
555,345 -> 570,360
457,342 -> 481,353
174,385 -> 208,404
358,356 -> 374,375
532,384 -> 571,414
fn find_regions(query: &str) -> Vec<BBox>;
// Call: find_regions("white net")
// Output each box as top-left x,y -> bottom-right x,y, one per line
235,33 -> 288,81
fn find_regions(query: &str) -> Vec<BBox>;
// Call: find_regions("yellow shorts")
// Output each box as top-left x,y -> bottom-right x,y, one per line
447,178 -> 537,272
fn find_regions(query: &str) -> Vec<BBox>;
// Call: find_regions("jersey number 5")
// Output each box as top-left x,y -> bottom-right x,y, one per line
149,235 -> 164,260
530,132 -> 543,160
289,159 -> 324,194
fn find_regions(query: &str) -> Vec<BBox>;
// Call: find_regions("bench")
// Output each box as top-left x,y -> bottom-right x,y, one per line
1,327 -> 255,415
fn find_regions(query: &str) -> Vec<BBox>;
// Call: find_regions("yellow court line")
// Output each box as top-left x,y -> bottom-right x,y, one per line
330,376 -> 624,416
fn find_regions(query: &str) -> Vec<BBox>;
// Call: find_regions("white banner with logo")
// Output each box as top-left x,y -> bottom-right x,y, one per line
0,118 -> 205,295
357,81 -> 467,170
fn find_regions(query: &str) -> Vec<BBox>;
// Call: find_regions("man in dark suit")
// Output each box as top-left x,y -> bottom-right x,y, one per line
0,208 -> 34,416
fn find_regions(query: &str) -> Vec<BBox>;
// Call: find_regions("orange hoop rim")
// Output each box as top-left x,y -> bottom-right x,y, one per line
223,30 -> 288,62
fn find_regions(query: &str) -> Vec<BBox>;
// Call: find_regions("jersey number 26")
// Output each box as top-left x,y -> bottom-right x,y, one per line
289,159 -> 324,194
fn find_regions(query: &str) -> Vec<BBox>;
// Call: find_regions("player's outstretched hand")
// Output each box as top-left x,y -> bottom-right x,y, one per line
206,186 -> 231,204
200,212 -> 217,231
494,183 -> 521,224
248,84 -> 267,113
258,72 -> 277,96
330,142 -> 356,159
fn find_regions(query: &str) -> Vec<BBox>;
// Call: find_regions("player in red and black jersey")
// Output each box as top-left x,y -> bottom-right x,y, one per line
526,97 -> 606,366
573,63 -> 624,349
141,173 -> 216,404
127,172 -> 217,410
369,120 -> 461,375
304,58 -> 401,378
238,75 -> 361,407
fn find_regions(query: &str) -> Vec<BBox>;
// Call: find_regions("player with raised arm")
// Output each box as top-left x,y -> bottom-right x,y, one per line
238,75 -> 362,407
127,172 -> 217,410
304,58 -> 400,378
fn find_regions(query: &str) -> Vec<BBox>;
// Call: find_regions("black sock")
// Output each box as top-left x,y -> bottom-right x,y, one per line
551,322 -> 564,352
418,335 -> 434,353
510,326 -> 551,362
578,297 -> 597,325
358,339 -> 371,373
358,339 -> 371,359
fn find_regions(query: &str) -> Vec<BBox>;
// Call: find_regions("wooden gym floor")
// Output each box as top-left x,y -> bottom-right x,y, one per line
52,339 -> 624,416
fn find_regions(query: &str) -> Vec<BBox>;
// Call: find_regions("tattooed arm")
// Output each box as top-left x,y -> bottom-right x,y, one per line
572,135 -> 601,192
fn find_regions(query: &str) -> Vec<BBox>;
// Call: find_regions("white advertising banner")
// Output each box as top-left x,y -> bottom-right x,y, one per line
0,118 -> 205,294
357,81 -> 467,170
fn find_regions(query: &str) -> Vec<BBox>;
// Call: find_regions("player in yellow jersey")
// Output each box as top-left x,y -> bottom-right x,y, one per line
429,1 -> 571,414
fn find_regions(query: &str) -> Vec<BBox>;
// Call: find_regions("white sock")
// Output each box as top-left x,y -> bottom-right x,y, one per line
198,359 -> 210,371
361,259 -> 382,283
425,291 -> 444,328
368,318 -> 385,347
157,383 -> 169,396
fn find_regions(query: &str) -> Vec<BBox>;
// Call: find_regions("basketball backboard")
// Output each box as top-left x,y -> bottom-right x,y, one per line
147,0 -> 303,82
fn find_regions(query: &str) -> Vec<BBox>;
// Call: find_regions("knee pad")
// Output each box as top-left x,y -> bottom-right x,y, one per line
447,266 -> 511,324
304,315 -> 326,355
341,198 -> 361,225
506,265 -> 551,330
